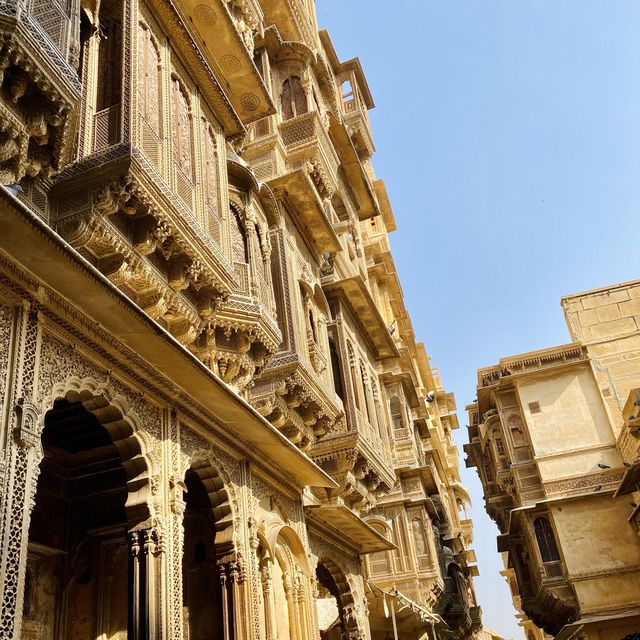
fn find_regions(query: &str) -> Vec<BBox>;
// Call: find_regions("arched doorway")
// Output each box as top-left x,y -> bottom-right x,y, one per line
315,560 -> 358,640
257,525 -> 313,640
182,468 -> 225,640
23,394 -> 151,638
181,458 -> 239,640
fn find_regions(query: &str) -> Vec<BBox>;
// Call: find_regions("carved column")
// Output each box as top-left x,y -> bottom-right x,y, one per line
283,571 -> 299,640
219,562 -> 231,640
0,307 -> 41,639
129,526 -> 164,640
260,561 -> 274,640
218,557 -> 248,640
294,572 -> 308,640
167,475 -> 186,640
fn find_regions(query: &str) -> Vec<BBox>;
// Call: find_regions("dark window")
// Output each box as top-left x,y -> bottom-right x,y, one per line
390,396 -> 404,430
96,11 -> 122,110
534,516 -> 560,563
194,541 -> 207,563
308,309 -> 317,343
329,338 -> 345,401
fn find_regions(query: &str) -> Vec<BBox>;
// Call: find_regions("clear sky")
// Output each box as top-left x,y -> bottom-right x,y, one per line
316,1 -> 640,638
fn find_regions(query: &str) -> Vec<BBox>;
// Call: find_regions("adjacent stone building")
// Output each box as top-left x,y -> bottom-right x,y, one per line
0,0 -> 480,638
466,280 -> 640,640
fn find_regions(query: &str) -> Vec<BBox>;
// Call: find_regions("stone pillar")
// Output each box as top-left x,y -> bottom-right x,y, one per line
294,572 -> 308,640
218,557 -> 249,640
260,561 -> 274,640
219,562 -> 232,640
129,526 -> 164,640
283,571 -> 298,640
0,307 -> 41,640
167,475 -> 186,640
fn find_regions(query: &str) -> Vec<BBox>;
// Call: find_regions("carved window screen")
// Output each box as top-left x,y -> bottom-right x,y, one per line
137,23 -> 161,166
390,396 -> 405,435
482,454 -> 494,483
201,118 -> 220,245
230,210 -> 248,265
508,414 -> 527,448
360,365 -> 374,432
93,7 -> 122,150
412,518 -> 429,557
281,76 -> 307,120
348,344 -> 361,411
171,77 -> 194,182
138,24 -> 161,133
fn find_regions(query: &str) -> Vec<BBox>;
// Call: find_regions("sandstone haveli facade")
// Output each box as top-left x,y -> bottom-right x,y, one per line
0,1 -> 480,639
467,280 -> 640,640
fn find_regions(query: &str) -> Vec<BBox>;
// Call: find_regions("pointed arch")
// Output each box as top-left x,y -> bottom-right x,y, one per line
42,385 -> 152,527
186,456 -> 235,555
316,558 -> 360,638
265,524 -> 311,577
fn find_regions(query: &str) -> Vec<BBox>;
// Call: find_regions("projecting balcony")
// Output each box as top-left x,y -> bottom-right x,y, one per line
615,388 -> 640,498
251,347 -> 344,451
323,274 -> 398,360
278,109 -> 340,198
267,167 -> 340,256
52,151 -> 281,391
311,430 -> 396,511
0,0 -> 81,183
341,89 -> 375,160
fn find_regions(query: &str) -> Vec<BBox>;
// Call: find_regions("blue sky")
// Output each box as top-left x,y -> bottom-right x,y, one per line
316,1 -> 640,637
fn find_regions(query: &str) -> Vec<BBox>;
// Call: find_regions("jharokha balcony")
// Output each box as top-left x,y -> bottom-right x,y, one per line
46,0 -> 282,392
0,0 -> 82,185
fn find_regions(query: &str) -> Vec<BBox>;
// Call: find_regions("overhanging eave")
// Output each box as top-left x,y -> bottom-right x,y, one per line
305,505 -> 396,554
328,114 -> 379,220
0,189 -> 335,490
323,275 -> 398,359
268,169 -> 341,254
172,0 -> 275,124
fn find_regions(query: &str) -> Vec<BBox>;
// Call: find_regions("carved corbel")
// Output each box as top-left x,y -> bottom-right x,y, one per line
93,177 -> 135,218
138,290 -> 171,320
196,287 -> 225,318
168,319 -> 200,346
133,217 -> 162,256
101,255 -> 136,288
167,254 -> 193,292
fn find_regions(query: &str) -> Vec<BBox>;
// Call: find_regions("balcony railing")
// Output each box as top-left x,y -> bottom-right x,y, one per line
93,105 -> 121,152
234,262 -> 250,295
278,111 -> 339,183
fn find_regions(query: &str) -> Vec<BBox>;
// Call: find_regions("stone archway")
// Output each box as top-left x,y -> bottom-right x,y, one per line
316,558 -> 360,640
23,390 -> 154,639
182,456 -> 240,640
189,457 -> 235,556
256,522 -> 315,640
